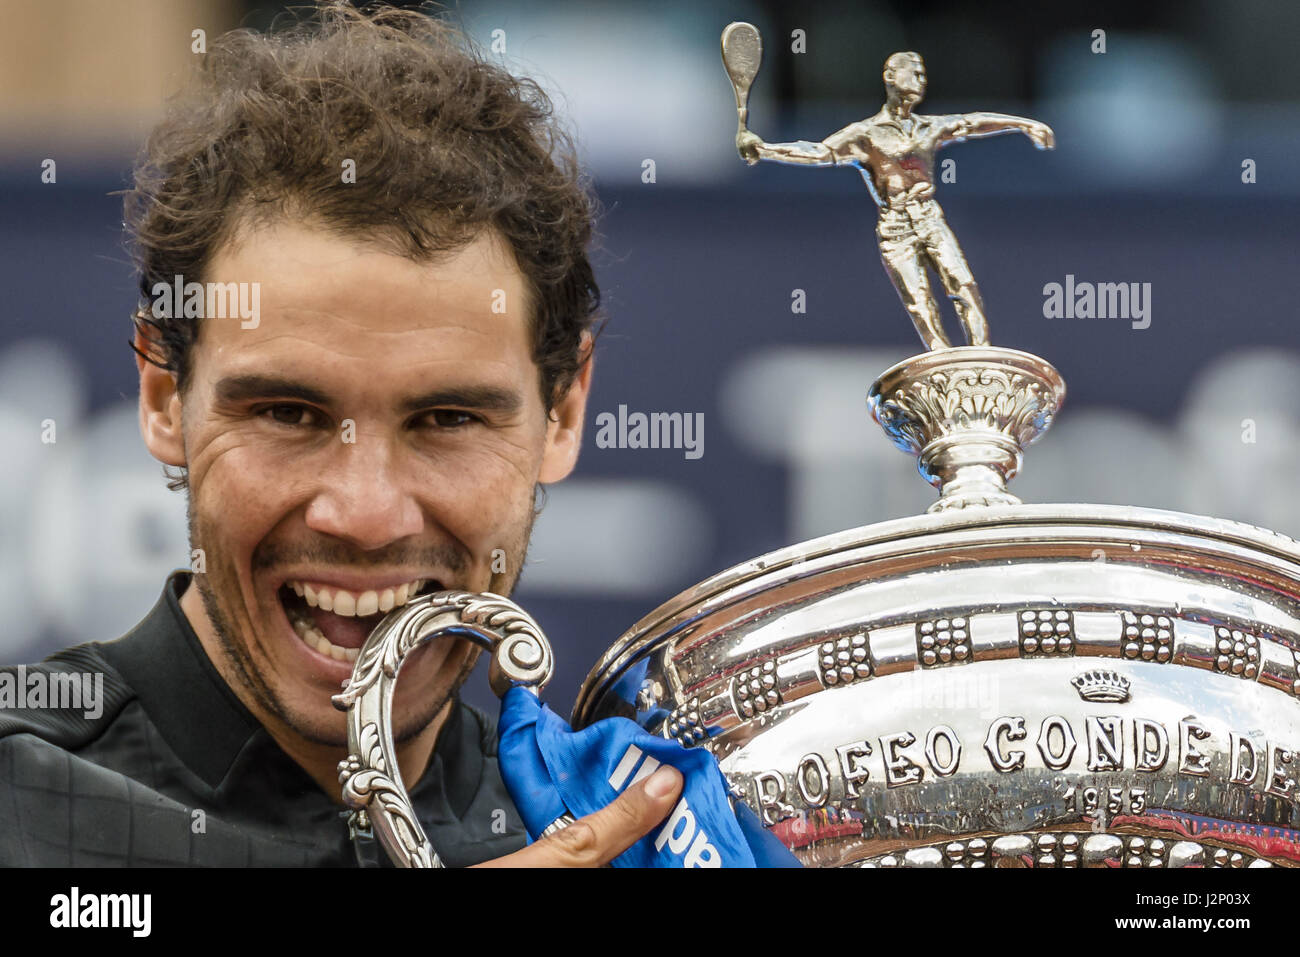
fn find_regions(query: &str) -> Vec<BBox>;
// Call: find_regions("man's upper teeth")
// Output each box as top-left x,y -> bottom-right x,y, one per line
291,579 -> 426,616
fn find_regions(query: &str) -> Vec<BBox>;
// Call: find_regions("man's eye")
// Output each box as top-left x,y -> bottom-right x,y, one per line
262,404 -> 319,427
426,409 -> 477,428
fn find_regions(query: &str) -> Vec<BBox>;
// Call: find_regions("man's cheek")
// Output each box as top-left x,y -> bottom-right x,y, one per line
191,456 -> 284,609
439,455 -> 533,522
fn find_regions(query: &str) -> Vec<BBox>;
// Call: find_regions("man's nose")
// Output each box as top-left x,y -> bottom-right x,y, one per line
303,433 -> 424,550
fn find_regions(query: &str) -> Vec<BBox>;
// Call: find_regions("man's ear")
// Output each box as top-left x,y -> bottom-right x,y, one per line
134,328 -> 186,468
538,332 -> 594,484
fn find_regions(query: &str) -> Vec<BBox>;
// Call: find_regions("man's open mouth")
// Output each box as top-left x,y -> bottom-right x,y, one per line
278,578 -> 439,663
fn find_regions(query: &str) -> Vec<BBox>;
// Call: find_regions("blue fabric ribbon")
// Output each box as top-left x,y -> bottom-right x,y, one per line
497,685 -> 800,868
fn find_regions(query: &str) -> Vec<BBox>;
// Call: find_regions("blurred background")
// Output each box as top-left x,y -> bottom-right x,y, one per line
1,0 -> 1298,714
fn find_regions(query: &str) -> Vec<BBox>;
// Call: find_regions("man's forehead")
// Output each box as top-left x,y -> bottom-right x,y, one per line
193,333 -> 538,410
192,218 -> 535,374
209,218 -> 526,303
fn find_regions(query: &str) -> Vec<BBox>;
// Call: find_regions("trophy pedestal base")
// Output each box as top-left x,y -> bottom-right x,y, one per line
867,346 -> 1066,512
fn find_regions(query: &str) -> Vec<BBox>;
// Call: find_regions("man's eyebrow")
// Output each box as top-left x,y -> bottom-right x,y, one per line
214,374 -> 331,406
212,376 -> 525,415
402,386 -> 524,415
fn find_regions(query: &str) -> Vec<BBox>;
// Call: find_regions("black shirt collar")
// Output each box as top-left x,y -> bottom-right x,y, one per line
99,571 -> 263,788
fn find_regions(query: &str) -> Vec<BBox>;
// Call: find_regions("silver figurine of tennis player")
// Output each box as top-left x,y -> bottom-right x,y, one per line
723,21 -> 1065,512
723,22 -> 1054,352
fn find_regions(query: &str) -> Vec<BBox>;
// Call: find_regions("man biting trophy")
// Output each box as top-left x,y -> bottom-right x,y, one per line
0,1 -> 688,868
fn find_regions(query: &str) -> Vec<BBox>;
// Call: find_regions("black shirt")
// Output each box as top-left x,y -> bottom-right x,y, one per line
0,572 -> 526,866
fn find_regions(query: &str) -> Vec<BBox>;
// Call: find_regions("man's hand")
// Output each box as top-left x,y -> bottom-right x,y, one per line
736,129 -> 763,165
1024,120 -> 1055,150
474,765 -> 683,867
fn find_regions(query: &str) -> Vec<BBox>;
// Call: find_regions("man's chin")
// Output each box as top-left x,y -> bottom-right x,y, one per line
266,705 -> 444,750
293,644 -> 477,750
273,684 -> 448,750
282,716 -> 351,750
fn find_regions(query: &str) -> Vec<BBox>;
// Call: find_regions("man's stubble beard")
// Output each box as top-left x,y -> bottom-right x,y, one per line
185,486 -> 540,749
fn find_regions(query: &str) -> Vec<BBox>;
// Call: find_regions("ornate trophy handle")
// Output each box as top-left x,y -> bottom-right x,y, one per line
331,590 -> 570,867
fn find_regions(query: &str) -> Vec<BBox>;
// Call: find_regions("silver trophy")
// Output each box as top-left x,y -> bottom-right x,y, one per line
336,23 -> 1300,868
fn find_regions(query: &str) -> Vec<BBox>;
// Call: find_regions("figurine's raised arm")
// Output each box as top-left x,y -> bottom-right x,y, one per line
736,129 -> 835,167
736,117 -> 867,168
725,21 -> 857,169
934,112 -> 1055,150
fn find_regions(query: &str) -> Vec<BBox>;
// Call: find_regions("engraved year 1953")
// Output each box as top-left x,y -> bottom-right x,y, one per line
1062,784 -> 1147,815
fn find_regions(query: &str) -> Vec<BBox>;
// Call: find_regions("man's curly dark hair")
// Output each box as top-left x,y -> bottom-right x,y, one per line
124,1 -> 601,430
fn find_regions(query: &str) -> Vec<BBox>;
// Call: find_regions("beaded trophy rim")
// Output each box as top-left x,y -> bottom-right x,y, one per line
572,502 -> 1300,726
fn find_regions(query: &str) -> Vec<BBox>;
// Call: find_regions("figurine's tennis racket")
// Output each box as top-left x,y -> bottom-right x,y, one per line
721,21 -> 762,133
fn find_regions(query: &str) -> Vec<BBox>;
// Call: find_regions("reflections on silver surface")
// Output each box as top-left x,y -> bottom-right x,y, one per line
574,504 -> 1300,867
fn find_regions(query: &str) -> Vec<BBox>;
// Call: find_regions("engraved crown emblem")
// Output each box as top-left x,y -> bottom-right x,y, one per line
1071,669 -> 1132,703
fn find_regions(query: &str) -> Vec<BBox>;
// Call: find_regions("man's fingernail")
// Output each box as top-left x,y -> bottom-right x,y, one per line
645,765 -> 681,798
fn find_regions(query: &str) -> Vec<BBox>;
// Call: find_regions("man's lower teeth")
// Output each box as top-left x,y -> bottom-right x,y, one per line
289,613 -> 359,663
